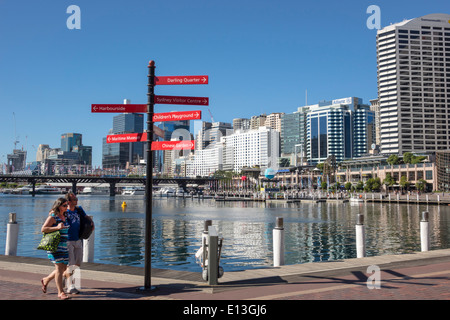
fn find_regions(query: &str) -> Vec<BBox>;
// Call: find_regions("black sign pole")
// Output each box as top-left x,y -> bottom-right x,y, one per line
143,60 -> 155,291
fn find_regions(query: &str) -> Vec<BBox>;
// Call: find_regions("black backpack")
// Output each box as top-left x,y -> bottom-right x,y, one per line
77,207 -> 94,239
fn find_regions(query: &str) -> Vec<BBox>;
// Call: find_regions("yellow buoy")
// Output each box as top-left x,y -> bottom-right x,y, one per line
121,201 -> 127,207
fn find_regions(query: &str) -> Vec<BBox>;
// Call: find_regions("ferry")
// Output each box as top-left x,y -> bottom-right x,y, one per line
81,186 -> 109,195
35,185 -> 63,194
121,186 -> 146,196
12,185 -> 34,195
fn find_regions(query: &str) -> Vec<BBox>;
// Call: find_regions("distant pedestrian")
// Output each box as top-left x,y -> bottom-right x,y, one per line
64,191 -> 94,294
40,197 -> 70,300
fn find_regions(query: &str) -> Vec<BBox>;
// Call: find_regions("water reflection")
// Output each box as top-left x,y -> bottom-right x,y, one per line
0,194 -> 449,272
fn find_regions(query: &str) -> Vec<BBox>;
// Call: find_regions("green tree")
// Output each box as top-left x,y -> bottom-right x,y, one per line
321,181 -> 328,190
316,163 -> 324,173
365,177 -> 381,192
344,182 -> 352,192
403,152 -> 426,164
387,154 -> 400,165
411,155 -> 426,164
403,152 -> 413,164
355,181 -> 364,191
383,173 -> 395,193
416,178 -> 427,192
399,175 -> 410,193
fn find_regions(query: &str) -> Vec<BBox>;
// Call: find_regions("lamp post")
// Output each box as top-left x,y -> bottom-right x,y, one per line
142,60 -> 156,291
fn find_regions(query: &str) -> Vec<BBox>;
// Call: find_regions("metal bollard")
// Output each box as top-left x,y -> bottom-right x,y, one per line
82,216 -> 95,263
5,213 -> 19,256
207,225 -> 219,285
420,211 -> 429,252
355,214 -> 366,258
273,217 -> 285,267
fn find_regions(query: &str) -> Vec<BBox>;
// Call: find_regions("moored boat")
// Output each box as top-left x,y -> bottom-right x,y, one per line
122,186 -> 145,196
35,185 -> 62,194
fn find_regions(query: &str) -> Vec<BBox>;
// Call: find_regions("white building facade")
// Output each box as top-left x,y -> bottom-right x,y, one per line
222,127 -> 280,173
377,13 -> 450,154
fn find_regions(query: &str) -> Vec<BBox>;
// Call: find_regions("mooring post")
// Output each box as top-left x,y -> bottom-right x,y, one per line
420,211 -> 429,252
273,217 -> 285,267
82,216 -> 95,263
356,214 -> 366,258
207,225 -> 219,285
5,213 -> 19,256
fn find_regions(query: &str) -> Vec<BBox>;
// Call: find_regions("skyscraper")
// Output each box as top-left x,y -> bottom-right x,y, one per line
377,13 -> 450,154
304,97 -> 374,165
61,133 -> 82,152
102,113 -> 144,168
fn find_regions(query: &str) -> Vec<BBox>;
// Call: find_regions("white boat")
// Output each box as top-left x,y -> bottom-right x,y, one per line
156,187 -> 175,196
82,186 -> 109,195
122,186 -> 146,196
35,185 -> 62,194
12,185 -> 33,194
176,188 -> 186,197
350,196 -> 364,202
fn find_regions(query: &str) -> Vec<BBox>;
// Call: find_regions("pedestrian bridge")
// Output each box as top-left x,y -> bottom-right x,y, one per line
0,174 -> 219,196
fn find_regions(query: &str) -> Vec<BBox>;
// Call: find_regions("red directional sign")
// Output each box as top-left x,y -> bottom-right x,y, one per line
155,95 -> 209,106
91,104 -> 147,113
106,128 -> 165,143
153,110 -> 201,122
155,75 -> 208,85
106,133 -> 146,144
151,140 -> 195,151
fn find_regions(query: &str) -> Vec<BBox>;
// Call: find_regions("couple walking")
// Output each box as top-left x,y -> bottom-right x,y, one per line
40,191 -> 94,300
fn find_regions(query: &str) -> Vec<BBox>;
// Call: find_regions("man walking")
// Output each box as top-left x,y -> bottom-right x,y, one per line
65,191 -> 94,293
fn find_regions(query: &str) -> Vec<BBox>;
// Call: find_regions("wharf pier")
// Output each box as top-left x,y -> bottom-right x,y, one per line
213,193 -> 450,206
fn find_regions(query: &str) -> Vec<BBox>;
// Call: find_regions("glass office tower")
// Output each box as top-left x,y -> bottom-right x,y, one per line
61,133 -> 82,152
307,105 -> 353,164
281,107 -> 308,156
102,113 -> 144,168
305,97 -> 374,165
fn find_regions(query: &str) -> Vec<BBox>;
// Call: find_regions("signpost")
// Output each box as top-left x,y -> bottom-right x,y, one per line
106,134 -> 195,151
106,133 -> 145,143
155,95 -> 209,106
91,104 -> 147,113
92,61 -> 208,291
153,110 -> 201,122
151,140 -> 195,151
155,75 -> 208,85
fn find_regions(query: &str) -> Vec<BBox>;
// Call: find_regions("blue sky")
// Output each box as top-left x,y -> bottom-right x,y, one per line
0,0 -> 448,167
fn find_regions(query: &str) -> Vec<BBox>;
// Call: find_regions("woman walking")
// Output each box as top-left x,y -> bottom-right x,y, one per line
40,197 -> 70,300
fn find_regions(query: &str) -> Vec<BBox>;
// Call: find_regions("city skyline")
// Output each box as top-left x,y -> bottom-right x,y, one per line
0,1 -> 448,167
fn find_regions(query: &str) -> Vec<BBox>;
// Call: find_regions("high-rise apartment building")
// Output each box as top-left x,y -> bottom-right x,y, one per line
377,13 -> 450,154
196,121 -> 232,150
222,127 -> 280,173
264,113 -> 284,132
233,118 -> 251,131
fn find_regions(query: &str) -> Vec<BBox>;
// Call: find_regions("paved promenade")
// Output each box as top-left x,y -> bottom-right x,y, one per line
1,249 -> 449,302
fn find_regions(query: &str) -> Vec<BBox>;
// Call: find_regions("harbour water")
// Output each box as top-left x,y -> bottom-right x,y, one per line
0,193 -> 449,272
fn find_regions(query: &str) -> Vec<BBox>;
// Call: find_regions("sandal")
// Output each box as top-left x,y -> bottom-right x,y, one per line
58,292 -> 70,300
41,279 -> 47,293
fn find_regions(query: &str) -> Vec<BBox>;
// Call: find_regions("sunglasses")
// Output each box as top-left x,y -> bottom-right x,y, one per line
61,204 -> 68,207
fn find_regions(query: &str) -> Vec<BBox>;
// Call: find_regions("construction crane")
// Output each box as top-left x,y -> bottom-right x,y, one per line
208,109 -> 215,123
12,112 -> 19,150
